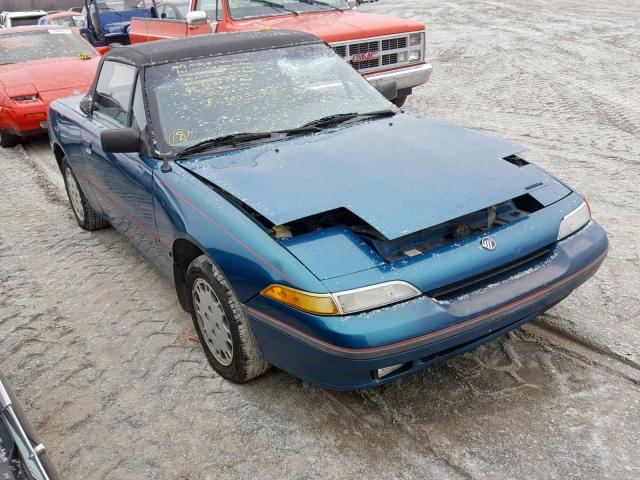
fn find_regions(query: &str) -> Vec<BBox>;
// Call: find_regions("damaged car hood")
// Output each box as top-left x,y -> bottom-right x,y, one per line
178,114 -> 570,241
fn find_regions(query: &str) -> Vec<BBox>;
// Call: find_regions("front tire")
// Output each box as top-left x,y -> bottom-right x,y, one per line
187,255 -> 270,383
62,159 -> 108,231
0,130 -> 19,148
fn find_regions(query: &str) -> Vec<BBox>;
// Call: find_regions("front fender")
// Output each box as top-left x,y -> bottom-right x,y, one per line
152,162 -> 325,302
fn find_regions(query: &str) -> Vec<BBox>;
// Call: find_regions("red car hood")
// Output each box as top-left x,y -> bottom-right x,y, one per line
231,10 -> 424,43
0,56 -> 99,94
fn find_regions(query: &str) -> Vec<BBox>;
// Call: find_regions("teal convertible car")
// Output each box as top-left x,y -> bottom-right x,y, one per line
48,31 -> 608,389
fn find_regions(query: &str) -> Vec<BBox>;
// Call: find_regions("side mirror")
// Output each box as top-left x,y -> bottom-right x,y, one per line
375,80 -> 398,102
347,0 -> 357,7
187,10 -> 207,27
79,95 -> 93,116
101,128 -> 140,154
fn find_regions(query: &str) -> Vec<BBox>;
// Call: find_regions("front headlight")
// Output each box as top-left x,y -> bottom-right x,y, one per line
261,281 -> 421,316
557,200 -> 591,240
334,281 -> 421,314
409,32 -> 424,46
408,50 -> 422,62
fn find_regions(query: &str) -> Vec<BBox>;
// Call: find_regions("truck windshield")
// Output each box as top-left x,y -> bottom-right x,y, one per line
197,0 -> 349,20
145,43 -> 392,155
0,30 -> 96,65
97,0 -> 154,11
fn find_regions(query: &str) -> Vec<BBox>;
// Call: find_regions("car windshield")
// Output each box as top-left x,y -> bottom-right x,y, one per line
0,30 -> 96,65
9,15 -> 44,27
196,0 -> 350,20
145,43 -> 392,155
53,14 -> 87,28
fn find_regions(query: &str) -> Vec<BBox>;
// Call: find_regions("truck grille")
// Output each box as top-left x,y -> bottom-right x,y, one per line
382,37 -> 407,51
330,34 -> 423,73
349,41 -> 379,55
332,45 -> 347,58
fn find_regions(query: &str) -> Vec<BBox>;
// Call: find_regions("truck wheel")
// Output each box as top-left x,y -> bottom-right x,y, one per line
186,255 -> 270,383
62,159 -> 108,231
0,130 -> 19,148
393,96 -> 407,108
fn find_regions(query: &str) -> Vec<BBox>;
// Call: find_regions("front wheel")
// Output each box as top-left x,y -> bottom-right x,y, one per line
62,159 -> 108,231
0,130 -> 19,148
187,255 -> 270,383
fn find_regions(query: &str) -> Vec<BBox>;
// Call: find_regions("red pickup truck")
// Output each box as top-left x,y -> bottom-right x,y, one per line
129,0 -> 432,106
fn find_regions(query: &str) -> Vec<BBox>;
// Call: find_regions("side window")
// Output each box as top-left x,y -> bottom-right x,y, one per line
93,61 -> 137,127
160,4 -> 176,19
130,76 -> 148,132
197,0 -> 223,21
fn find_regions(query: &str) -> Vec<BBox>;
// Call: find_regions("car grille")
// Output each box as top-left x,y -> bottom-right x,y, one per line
427,247 -> 553,300
331,34 -> 422,73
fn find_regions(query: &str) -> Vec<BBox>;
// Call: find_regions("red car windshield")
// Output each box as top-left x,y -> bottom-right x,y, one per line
0,29 -> 95,65
8,16 -> 43,27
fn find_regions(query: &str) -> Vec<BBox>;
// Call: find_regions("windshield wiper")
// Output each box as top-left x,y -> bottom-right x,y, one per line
298,0 -> 344,12
301,110 -> 397,129
175,127 -> 322,157
176,132 -> 272,157
302,112 -> 359,128
350,109 -> 398,121
250,0 -> 300,15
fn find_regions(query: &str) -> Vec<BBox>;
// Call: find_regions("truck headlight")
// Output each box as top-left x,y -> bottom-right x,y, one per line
557,200 -> 591,240
261,281 -> 421,316
409,32 -> 424,46
408,50 -> 422,62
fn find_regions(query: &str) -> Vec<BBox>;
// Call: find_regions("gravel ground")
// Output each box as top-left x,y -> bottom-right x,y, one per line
1,0 -> 639,479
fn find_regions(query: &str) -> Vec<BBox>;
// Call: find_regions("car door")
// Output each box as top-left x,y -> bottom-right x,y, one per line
83,61 -> 165,263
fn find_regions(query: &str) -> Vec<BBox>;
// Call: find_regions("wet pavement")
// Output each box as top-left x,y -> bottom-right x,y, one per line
1,0 -> 639,478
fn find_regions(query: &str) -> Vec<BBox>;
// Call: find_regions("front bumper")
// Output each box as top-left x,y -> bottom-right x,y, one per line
0,104 -> 49,136
364,63 -> 433,92
246,220 -> 608,390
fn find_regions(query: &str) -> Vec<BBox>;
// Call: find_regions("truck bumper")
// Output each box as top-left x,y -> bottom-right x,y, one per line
246,220 -> 608,390
363,62 -> 433,92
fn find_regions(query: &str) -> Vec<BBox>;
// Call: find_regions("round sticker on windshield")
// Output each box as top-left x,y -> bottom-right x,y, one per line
169,129 -> 191,146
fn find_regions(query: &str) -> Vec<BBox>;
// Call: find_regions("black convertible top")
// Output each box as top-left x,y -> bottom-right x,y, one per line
104,30 -> 323,67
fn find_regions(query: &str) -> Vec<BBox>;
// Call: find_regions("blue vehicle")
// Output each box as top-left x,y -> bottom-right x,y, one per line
48,31 -> 608,390
80,0 -> 158,48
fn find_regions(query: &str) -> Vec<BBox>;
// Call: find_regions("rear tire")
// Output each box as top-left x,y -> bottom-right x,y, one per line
62,159 -> 108,231
186,255 -> 270,383
0,130 -> 19,148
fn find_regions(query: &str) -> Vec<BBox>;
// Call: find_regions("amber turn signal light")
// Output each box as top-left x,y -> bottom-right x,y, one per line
261,285 -> 339,316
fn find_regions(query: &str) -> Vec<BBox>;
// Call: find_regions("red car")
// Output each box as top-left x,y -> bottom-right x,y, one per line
0,25 -> 99,148
38,10 -> 87,28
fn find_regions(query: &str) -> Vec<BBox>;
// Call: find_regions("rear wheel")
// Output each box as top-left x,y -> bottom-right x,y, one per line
62,159 -> 108,231
187,255 -> 270,383
0,130 -> 19,148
